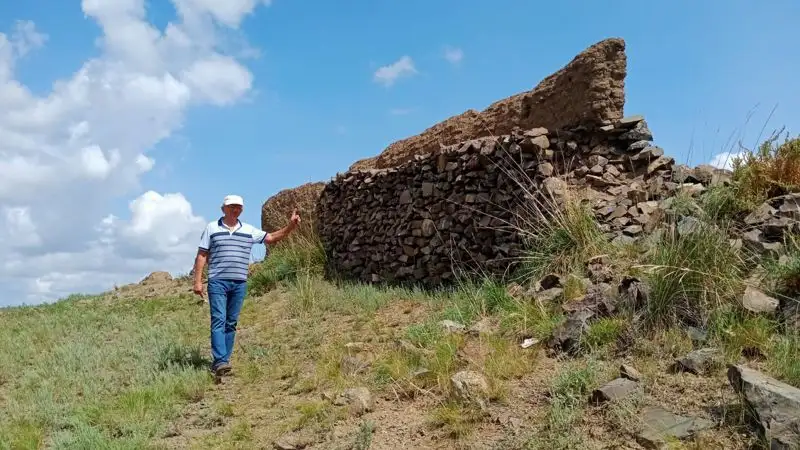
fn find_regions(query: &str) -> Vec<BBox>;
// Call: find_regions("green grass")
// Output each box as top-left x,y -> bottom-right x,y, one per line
762,233 -> 800,297
583,317 -> 627,354
428,402 -> 485,439
0,295 -> 212,448
515,193 -> 611,282
351,420 -> 376,450
526,360 -> 601,449
636,220 -> 748,328
699,183 -> 751,224
248,234 -> 327,296
708,305 -> 800,387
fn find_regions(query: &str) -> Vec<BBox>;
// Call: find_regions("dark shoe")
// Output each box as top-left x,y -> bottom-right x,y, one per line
213,362 -> 232,376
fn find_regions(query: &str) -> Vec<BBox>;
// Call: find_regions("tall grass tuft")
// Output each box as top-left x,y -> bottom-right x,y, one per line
248,232 -> 327,296
636,220 -> 748,328
699,183 -> 751,224
507,181 -> 610,284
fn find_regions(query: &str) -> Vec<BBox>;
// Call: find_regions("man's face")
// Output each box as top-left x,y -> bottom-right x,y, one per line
223,204 -> 243,218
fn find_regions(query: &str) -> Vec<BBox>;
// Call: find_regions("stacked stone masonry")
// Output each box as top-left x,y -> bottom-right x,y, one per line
316,116 -> 686,285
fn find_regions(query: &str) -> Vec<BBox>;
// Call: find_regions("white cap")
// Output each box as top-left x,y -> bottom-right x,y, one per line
222,195 -> 244,206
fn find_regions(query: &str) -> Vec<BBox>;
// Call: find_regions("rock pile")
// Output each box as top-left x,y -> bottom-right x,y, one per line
740,193 -> 800,257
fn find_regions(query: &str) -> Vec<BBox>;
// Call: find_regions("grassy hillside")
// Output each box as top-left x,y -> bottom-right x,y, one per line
3,135 -> 800,449
0,294 -> 210,449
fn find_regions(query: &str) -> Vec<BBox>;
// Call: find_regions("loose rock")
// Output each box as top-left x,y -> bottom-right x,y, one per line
728,364 -> 800,449
636,406 -> 714,449
334,387 -> 374,417
620,364 -> 642,382
742,285 -> 779,314
274,432 -> 313,450
670,348 -> 721,375
439,320 -> 466,334
590,377 -> 640,404
451,371 -> 490,408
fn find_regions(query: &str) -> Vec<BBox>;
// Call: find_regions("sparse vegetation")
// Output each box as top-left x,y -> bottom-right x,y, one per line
636,220 -> 749,328
732,132 -> 800,206
526,360 -> 601,449
247,233 -> 326,296
515,189 -> 611,281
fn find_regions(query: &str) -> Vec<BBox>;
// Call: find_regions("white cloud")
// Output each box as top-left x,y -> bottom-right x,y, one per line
389,107 -> 415,116
80,145 -> 120,179
1,206 -> 43,249
10,20 -> 48,57
135,154 -> 155,172
373,55 -> 417,87
114,191 -> 206,257
173,0 -> 272,28
709,151 -> 746,171
0,0 -> 270,307
181,54 -> 253,105
443,46 -> 463,64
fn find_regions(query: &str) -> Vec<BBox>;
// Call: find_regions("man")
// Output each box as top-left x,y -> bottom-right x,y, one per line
193,194 -> 300,376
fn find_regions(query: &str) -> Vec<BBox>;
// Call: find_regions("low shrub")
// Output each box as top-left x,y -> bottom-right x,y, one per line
732,132 -> 800,205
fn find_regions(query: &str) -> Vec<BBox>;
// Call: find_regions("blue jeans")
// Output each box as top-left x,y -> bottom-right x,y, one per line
207,278 -> 247,369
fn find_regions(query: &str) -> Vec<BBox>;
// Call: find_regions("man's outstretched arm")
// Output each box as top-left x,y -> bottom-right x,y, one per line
265,209 -> 301,245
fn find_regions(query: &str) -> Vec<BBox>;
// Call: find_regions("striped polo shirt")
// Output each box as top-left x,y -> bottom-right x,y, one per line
199,218 -> 268,281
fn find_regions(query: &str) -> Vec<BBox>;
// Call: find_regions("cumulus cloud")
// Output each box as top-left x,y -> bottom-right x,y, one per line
373,55 -> 417,87
181,54 -> 253,105
443,46 -> 463,64
0,0 -> 269,307
709,151 -> 746,171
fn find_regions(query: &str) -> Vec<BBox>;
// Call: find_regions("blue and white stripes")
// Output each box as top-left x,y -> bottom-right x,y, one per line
199,219 -> 268,281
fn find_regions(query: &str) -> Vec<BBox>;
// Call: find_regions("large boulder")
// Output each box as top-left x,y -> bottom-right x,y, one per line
728,364 -> 800,449
350,37 -> 627,171
260,181 -> 325,239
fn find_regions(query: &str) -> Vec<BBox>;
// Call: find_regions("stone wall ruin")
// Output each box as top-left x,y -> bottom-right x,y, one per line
316,117 -> 681,285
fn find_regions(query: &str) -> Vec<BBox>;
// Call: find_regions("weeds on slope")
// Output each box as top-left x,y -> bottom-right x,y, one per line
635,220 -> 749,328
0,295 -> 211,449
248,232 -> 326,296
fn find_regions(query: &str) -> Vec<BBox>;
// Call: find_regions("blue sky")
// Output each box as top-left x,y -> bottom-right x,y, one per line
0,0 -> 798,304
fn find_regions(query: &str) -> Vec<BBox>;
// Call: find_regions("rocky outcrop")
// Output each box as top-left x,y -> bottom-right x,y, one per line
140,271 -> 172,285
351,38 -> 627,171
739,193 -> 800,257
728,364 -> 800,449
317,116 -> 676,286
261,182 -> 325,239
